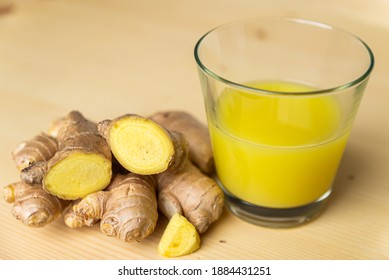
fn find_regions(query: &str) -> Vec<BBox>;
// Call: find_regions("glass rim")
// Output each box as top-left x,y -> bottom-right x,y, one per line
194,17 -> 375,96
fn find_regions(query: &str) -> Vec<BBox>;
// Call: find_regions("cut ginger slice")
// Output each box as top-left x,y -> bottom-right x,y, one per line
158,213 -> 201,258
101,115 -> 175,175
44,152 -> 111,200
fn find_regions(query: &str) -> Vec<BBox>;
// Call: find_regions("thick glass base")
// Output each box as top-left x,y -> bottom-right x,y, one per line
221,185 -> 331,228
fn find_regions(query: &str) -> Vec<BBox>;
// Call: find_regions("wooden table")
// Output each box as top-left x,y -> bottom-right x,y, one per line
0,0 -> 388,260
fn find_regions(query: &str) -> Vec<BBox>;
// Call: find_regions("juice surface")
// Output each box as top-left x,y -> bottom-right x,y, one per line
209,81 -> 349,208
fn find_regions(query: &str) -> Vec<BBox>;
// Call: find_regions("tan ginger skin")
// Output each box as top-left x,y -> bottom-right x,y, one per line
22,111 -> 112,200
155,131 -> 224,234
150,110 -> 215,175
12,133 -> 58,172
4,110 -> 224,247
157,160 -> 224,234
5,131 -> 64,227
64,173 -> 158,243
98,113 -> 223,234
3,181 -> 67,227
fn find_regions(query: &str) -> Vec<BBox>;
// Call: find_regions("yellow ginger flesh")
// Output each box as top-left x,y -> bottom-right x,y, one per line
44,152 -> 111,200
99,114 -> 175,175
158,213 -> 201,258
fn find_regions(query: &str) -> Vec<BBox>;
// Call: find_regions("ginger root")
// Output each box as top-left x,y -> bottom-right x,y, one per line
3,181 -> 67,227
157,160 -> 224,234
98,114 -> 182,175
3,109 -> 225,254
64,173 -> 158,243
155,132 -> 224,234
6,131 -> 63,227
150,110 -> 215,175
158,213 -> 200,258
12,133 -> 58,171
22,111 -> 112,200
62,199 -> 100,229
47,116 -> 65,138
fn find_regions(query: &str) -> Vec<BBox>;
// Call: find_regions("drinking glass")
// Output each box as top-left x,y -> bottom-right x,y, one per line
194,18 -> 374,228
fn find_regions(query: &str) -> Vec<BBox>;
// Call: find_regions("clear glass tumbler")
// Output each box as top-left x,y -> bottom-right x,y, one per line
194,18 -> 374,228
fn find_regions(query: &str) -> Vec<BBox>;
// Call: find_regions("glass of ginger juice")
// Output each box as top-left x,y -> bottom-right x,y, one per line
194,17 -> 374,228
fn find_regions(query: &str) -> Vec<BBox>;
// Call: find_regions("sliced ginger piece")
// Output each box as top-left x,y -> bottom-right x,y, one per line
42,111 -> 112,200
158,213 -> 201,258
22,111 -> 113,200
98,114 -> 175,175
44,152 -> 111,200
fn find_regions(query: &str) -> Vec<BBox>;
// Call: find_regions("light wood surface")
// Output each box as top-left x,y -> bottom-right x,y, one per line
0,0 -> 388,260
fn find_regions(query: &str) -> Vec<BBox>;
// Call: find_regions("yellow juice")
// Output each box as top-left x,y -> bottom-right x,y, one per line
209,81 -> 349,208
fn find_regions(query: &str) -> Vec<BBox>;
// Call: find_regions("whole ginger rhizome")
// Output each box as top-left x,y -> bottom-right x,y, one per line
3,110 -> 224,257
